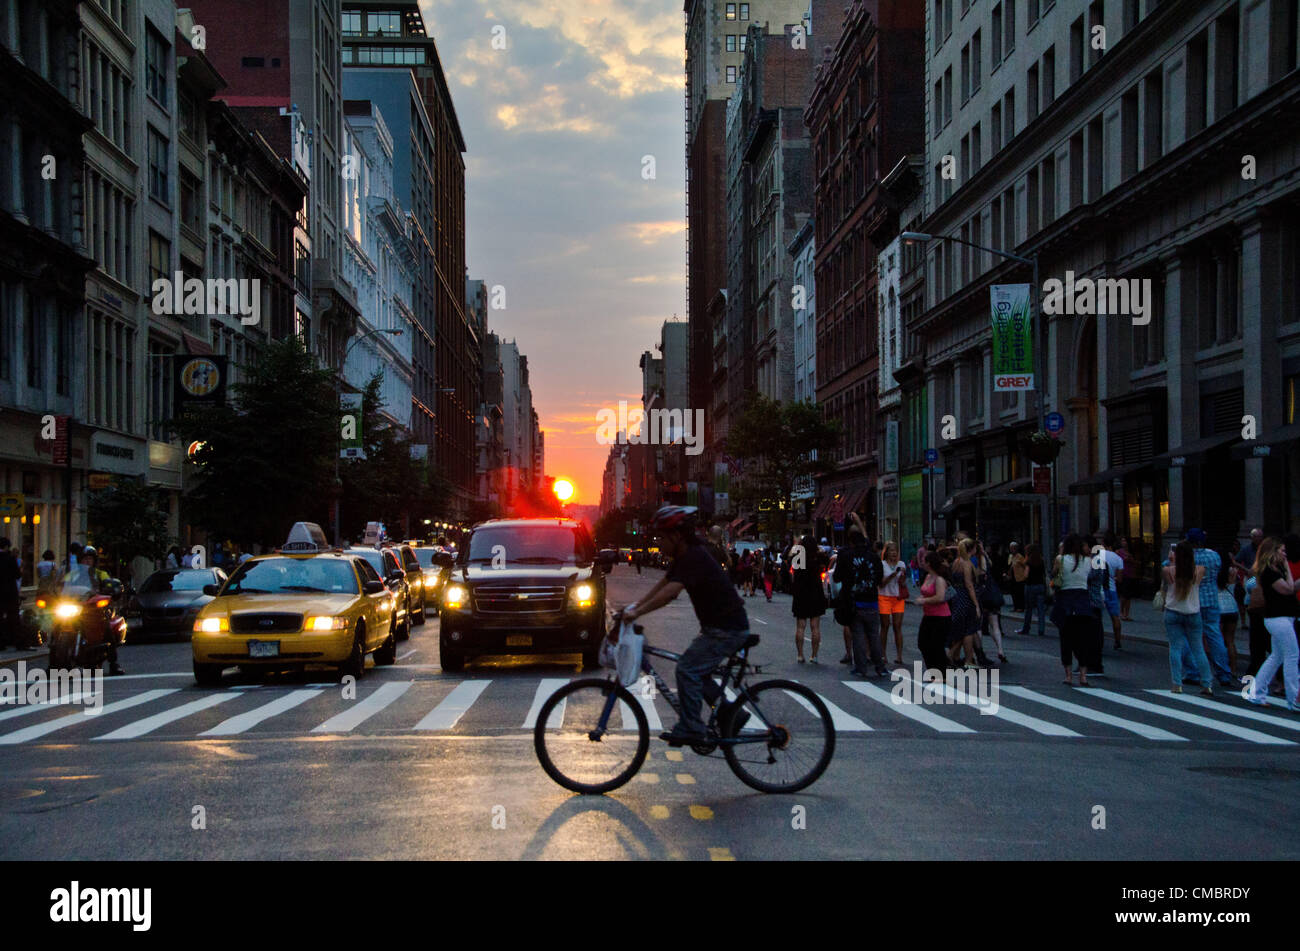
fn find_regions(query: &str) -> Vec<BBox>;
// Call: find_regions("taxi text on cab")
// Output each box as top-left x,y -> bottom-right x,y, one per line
190,522 -> 398,685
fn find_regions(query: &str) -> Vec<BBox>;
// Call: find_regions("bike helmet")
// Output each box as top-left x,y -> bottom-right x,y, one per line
650,505 -> 698,535
81,546 -> 98,557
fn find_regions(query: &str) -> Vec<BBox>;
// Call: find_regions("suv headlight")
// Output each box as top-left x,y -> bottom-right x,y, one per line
443,584 -> 468,609
570,583 -> 595,608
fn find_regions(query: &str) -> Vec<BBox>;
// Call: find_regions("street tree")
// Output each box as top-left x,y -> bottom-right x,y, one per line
87,476 -> 171,578
726,395 -> 840,537
173,337 -> 337,548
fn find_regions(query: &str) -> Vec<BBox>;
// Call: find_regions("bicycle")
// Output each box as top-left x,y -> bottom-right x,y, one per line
533,623 -> 836,795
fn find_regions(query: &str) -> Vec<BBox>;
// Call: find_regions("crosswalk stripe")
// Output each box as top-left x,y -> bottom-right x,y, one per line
788,684 -> 872,731
413,680 -> 491,730
94,692 -> 239,740
522,679 -> 571,729
1150,690 -> 1300,732
1002,687 -> 1186,741
0,689 -> 179,745
200,689 -> 323,736
842,681 -> 976,733
620,692 -> 663,731
1086,689 -> 1295,745
899,670 -> 1081,736
311,682 -> 412,733
0,692 -> 97,723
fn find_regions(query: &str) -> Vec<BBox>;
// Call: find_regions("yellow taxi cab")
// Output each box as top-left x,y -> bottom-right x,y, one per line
191,522 -> 398,686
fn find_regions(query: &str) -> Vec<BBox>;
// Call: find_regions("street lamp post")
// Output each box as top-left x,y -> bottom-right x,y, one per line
333,327 -> 404,546
900,232 -> 1049,559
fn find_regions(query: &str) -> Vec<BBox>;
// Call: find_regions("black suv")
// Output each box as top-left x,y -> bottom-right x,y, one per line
438,518 -> 614,672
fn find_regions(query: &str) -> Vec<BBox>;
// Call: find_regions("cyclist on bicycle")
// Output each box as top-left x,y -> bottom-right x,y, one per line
622,505 -> 753,746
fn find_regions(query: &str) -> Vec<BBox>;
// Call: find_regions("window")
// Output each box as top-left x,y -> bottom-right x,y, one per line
739,3 -> 749,19
180,169 -> 201,232
87,309 -> 136,432
971,121 -> 981,173
1042,45 -> 1056,104
1027,63 -> 1039,121
961,42 -> 971,101
992,3 -> 1003,63
1088,1 -> 1104,67
726,3 -> 736,20
1120,86 -> 1139,180
944,65 -> 953,124
1070,17 -> 1085,83
1087,114 -> 1104,200
149,230 -> 170,287
1042,155 -> 1056,225
1069,131 -> 1084,208
739,33 -> 746,51
1029,0 -> 1041,28
1143,69 -> 1163,167
972,29 -> 981,92
1213,5 -> 1239,121
341,10 -> 361,35
145,25 -> 168,107
1005,0 -> 1015,52
1027,167 -> 1039,234
25,291 -> 43,390
147,127 -> 169,204
726,34 -> 736,52
366,11 -> 401,35
726,65 -> 737,83
991,101 -> 1003,151
1187,29 -> 1209,136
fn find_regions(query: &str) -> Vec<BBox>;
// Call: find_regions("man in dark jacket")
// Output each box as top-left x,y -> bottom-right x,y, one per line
835,513 -> 887,677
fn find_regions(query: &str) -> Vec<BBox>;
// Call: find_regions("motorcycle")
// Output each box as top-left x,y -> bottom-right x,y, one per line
37,578 -> 127,673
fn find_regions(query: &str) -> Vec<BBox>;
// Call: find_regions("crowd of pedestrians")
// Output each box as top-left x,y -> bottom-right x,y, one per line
698,520 -> 1300,708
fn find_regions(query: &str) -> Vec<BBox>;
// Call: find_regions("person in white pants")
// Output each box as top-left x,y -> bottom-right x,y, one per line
1246,538 -> 1299,711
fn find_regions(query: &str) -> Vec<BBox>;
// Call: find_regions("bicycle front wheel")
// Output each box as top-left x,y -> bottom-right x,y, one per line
533,678 -> 649,794
721,679 -> 835,793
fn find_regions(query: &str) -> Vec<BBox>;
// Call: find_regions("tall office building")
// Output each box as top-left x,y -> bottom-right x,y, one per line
340,1 -> 474,517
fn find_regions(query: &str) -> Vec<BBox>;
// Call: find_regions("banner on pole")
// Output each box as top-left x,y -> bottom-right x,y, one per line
991,284 -> 1034,392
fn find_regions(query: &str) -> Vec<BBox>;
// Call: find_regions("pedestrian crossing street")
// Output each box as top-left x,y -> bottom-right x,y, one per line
0,669 -> 1297,747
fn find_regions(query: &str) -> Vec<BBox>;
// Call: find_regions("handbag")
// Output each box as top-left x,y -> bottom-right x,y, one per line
610,618 -> 644,687
1248,579 -> 1265,613
1152,583 -> 1166,611
977,572 -> 1004,612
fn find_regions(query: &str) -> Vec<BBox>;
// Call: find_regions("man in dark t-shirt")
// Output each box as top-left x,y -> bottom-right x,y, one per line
624,506 -> 751,744
834,512 -> 887,677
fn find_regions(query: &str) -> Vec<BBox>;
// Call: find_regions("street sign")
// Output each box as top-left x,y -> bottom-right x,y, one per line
1045,412 -> 1065,435
0,494 -> 23,517
88,474 -> 113,491
1032,464 -> 1051,495
924,448 -> 939,465
53,416 -> 69,466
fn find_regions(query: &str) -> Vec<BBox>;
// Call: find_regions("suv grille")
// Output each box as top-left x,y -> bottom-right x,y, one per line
473,584 -> 566,615
230,612 -> 304,634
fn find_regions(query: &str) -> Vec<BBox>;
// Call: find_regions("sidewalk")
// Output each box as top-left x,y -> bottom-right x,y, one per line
997,595 -> 1252,655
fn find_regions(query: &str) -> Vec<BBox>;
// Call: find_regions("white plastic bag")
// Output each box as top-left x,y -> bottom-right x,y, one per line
614,619 -> 644,687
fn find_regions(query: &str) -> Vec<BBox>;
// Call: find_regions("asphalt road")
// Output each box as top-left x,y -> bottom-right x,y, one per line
1,563 -> 1296,860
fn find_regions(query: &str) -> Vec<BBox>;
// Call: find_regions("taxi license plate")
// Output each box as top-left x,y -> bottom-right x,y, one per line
248,640 -> 280,658
505,635 -> 532,647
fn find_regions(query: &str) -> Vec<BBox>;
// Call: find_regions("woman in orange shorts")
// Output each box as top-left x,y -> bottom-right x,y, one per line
878,541 -> 909,665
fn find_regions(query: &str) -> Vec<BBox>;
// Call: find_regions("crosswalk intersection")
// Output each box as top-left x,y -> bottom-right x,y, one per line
0,670 -> 1296,747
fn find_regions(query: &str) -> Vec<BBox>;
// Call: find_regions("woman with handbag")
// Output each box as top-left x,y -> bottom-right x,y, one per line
791,534 -> 828,663
1017,544 -> 1048,637
911,552 -> 952,672
947,539 -> 986,668
878,541 -> 909,666
1051,534 -> 1099,687
975,541 -> 1008,663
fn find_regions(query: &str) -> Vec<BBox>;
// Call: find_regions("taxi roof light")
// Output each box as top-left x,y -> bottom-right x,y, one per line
281,521 -> 329,553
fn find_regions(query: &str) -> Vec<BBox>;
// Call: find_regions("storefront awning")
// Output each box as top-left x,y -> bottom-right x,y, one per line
734,521 -> 754,536
1230,422 -> 1300,460
1067,462 -> 1153,496
1151,433 -> 1238,469
841,485 -> 870,519
938,479 -> 1004,515
728,515 -> 746,530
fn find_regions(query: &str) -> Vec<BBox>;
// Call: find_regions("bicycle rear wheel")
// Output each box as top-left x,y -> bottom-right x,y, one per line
533,678 -> 649,794
720,679 -> 835,793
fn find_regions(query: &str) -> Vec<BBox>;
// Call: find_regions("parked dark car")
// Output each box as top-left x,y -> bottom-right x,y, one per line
439,518 -> 615,672
123,568 -> 227,639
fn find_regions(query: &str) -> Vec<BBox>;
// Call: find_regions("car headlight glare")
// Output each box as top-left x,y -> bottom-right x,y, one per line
305,615 -> 348,631
443,584 -> 467,609
196,617 -> 228,633
54,602 -> 82,619
574,584 -> 593,602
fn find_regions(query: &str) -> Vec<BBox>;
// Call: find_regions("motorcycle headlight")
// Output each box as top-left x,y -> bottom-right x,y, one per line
54,602 -> 82,619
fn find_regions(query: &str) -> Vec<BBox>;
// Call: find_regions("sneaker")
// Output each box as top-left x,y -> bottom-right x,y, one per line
839,654 -> 852,665
660,727 -> 708,747
1171,685 -> 1183,694
874,666 -> 889,677
1244,694 -> 1267,706
109,665 -> 126,676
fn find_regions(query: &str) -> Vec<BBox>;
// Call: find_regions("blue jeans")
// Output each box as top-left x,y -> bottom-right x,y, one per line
848,603 -> 884,674
1019,584 -> 1047,636
1181,603 -> 1233,682
1165,610 -> 1212,688
674,626 -> 753,734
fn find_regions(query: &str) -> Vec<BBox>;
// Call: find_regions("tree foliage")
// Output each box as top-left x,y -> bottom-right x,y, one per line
87,477 -> 172,577
173,337 -> 337,548
726,395 -> 841,534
